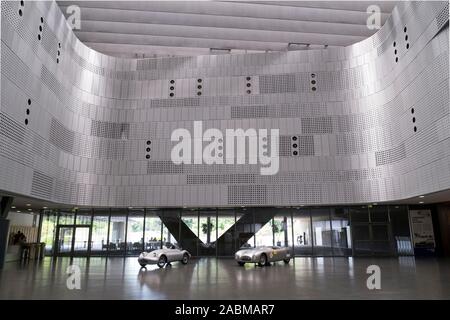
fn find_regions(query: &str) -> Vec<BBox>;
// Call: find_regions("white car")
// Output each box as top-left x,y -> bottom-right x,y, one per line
235,246 -> 291,266
138,244 -> 191,268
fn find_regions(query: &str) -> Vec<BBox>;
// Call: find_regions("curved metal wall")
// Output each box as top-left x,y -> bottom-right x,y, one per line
0,1 -> 449,207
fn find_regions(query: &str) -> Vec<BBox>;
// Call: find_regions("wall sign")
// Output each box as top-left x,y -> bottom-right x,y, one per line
409,210 -> 435,251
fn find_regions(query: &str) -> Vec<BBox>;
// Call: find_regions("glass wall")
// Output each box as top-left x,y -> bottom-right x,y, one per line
109,209 -> 127,255
40,210 -> 57,254
39,205 -> 410,257
292,208 -> 312,256
161,209 -> 179,248
91,209 -> 110,255
76,209 -> 92,225
199,210 -> 216,255
369,205 -> 393,255
216,209 -> 235,256
127,209 -> 144,255
330,208 -> 352,256
311,208 -> 333,256
390,206 -> 414,255
145,210 -> 162,251
181,209 -> 199,256
235,208 -> 254,249
273,209 -> 292,248
58,210 -> 75,225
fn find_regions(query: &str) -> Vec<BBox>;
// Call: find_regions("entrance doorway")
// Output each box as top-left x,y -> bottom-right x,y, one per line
55,225 -> 91,256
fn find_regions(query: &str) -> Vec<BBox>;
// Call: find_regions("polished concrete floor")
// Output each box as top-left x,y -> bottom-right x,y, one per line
0,257 -> 449,299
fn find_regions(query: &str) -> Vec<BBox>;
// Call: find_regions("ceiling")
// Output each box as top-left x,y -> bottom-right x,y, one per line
4,189 -> 450,213
56,1 -> 399,58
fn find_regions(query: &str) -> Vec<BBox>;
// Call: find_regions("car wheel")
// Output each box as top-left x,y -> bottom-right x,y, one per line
181,253 -> 189,265
237,261 -> 245,266
283,258 -> 290,264
157,255 -> 167,268
258,254 -> 267,267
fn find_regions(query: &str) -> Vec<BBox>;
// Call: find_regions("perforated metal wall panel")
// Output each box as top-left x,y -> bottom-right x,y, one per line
0,1 -> 449,208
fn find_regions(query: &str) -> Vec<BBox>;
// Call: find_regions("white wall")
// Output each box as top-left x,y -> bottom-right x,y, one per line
8,211 -> 38,227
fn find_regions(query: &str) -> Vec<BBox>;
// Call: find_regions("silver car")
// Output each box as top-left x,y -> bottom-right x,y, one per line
138,244 -> 191,268
235,246 -> 291,266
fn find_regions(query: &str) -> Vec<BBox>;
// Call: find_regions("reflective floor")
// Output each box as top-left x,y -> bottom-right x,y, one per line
0,257 -> 449,299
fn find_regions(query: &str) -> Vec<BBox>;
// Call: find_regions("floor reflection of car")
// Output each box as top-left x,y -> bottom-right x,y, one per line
138,244 -> 191,268
235,246 -> 291,267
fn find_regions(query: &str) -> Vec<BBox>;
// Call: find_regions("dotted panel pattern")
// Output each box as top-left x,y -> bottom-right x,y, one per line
187,174 -> 256,185
0,1 -> 448,207
259,74 -> 296,94
91,120 -> 130,140
301,117 -> 333,134
375,143 -> 407,166
30,171 -> 54,199
228,185 -> 267,205
0,112 -> 25,145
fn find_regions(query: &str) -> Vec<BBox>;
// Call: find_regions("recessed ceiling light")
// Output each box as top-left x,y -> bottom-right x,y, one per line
26,203 -> 31,206
419,195 -> 425,198
419,201 -> 424,204
27,208 -> 32,211
17,210 -> 21,213
43,207 -> 47,209
11,206 -> 16,209
128,207 -> 133,209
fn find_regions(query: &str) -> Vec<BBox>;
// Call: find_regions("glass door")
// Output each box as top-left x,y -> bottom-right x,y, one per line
55,225 -> 91,256
56,226 -> 73,255
198,210 -> 216,256
73,227 -> 90,255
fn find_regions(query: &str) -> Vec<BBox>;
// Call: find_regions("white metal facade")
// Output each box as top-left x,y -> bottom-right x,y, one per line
0,1 -> 449,207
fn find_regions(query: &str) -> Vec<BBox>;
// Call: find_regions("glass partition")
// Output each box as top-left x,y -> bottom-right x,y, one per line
76,209 -> 92,225
58,210 -> 75,225
273,209 -> 292,248
349,206 -> 371,255
161,209 -> 180,248
127,209 -> 144,255
292,208 -> 312,256
40,211 -> 58,254
369,205 -> 393,255
311,208 -> 333,256
181,209 -> 199,256
91,209 -> 109,255
235,208 -> 253,249
199,210 -> 216,255
216,209 -> 235,256
39,205 -> 408,258
73,227 -> 90,254
109,209 -> 127,255
330,207 -> 351,256
389,205 -> 413,255
144,210 -> 162,251
254,218 -> 273,246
